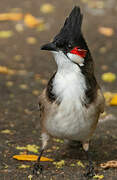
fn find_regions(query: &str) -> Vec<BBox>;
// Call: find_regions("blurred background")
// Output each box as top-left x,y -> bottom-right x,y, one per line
0,0 -> 117,179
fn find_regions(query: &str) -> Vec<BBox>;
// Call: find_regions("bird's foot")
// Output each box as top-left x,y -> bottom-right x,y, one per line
84,163 -> 95,178
33,162 -> 43,176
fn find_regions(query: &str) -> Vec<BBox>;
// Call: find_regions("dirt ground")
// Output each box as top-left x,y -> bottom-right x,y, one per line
0,0 -> 117,179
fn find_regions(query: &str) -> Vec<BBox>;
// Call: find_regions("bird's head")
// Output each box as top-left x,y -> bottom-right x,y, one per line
41,6 -> 89,66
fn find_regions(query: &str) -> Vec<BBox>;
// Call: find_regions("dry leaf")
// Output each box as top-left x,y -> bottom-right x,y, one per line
0,13 -> 23,21
110,95 -> 117,105
53,160 -> 65,168
6,81 -> 14,87
13,154 -> 53,161
32,90 -> 40,96
1,129 -> 12,134
40,4 -> 55,14
98,27 -> 114,36
19,164 -> 30,169
16,144 -> 39,153
14,55 -> 22,61
19,84 -> 28,90
15,23 -> 24,32
100,160 -> 117,169
0,66 -> 15,75
93,174 -> 104,179
101,72 -> 116,82
26,37 -> 37,44
103,92 -> 114,105
24,14 -> 43,28
70,163 -> 75,167
53,138 -> 64,143
77,161 -> 85,168
37,22 -> 46,32
0,31 -> 13,38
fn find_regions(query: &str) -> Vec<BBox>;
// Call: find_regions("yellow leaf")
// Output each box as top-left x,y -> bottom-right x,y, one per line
1,129 -> 12,134
53,138 -> 64,143
0,31 -> 13,38
19,84 -> 28,90
101,72 -> 116,82
13,154 -> 53,161
15,23 -> 24,32
19,164 -> 30,168
6,81 -> 14,87
40,4 -> 55,14
0,66 -> 15,75
93,174 -> 104,179
53,160 -> 65,168
26,37 -> 37,44
0,13 -> 23,21
98,27 -> 114,36
77,161 -> 85,168
32,90 -> 40,96
16,144 -> 39,153
110,95 -> 117,105
24,14 -> 43,28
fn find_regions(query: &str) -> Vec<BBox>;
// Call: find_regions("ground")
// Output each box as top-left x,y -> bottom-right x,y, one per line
0,0 -> 117,179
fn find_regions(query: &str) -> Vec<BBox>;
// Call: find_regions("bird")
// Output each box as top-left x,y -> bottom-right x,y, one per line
33,6 -> 105,177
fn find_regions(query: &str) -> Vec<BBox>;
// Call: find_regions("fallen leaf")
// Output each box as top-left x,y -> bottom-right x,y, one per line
19,164 -> 30,169
77,161 -> 85,168
13,154 -> 53,161
36,22 -> 46,32
0,13 -> 23,21
14,55 -> 22,61
0,66 -> 15,75
110,95 -> 117,105
40,4 -> 55,14
32,90 -> 40,96
16,144 -> 39,153
101,72 -> 116,82
100,160 -> 117,169
26,37 -> 37,44
93,174 -> 104,179
15,23 -> 24,32
24,14 -> 43,28
1,129 -> 12,134
53,138 -> 64,143
0,31 -> 13,38
19,84 -> 28,90
70,163 -> 75,167
98,27 -> 114,36
6,81 -> 14,87
99,47 -> 107,54
103,92 -> 114,105
53,160 -> 65,168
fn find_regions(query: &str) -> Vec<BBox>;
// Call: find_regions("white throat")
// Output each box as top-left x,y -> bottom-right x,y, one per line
52,51 -> 87,104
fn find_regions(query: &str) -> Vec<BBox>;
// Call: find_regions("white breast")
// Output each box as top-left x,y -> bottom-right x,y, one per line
46,51 -> 94,141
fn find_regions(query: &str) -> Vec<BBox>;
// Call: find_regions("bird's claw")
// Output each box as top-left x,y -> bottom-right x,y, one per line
84,164 -> 95,178
33,162 -> 43,176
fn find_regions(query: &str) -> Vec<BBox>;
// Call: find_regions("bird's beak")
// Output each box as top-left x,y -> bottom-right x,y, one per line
40,42 -> 57,51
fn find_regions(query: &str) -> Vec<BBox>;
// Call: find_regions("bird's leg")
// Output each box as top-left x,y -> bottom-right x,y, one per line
82,141 -> 95,178
33,133 -> 49,176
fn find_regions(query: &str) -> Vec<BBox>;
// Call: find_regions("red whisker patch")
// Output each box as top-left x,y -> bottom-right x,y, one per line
70,47 -> 87,58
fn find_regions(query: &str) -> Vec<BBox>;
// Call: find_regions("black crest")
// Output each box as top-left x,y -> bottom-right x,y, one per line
53,6 -> 83,48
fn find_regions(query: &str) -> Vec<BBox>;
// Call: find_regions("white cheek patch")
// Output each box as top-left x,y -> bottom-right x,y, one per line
67,53 -> 84,66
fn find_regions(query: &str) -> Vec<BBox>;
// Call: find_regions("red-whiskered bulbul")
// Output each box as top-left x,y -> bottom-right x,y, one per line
33,6 -> 105,177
